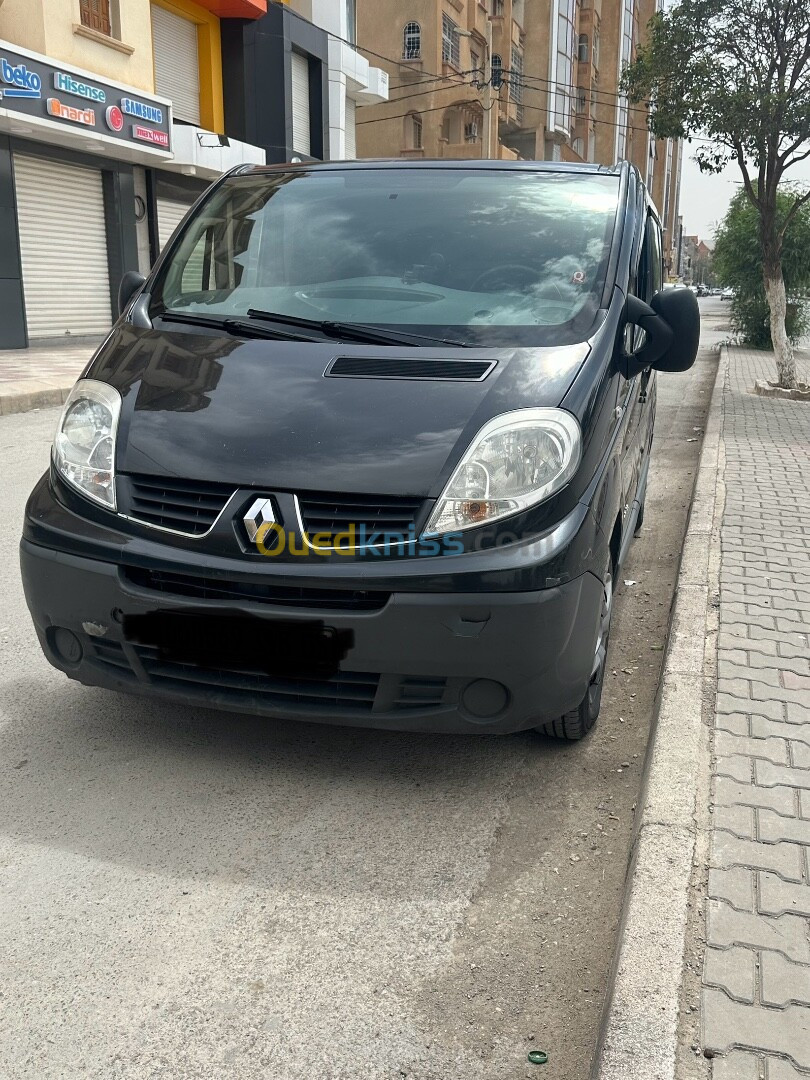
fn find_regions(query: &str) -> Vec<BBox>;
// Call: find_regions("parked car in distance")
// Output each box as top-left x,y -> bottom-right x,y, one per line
696,284 -> 710,297
21,160 -> 700,740
721,286 -> 735,300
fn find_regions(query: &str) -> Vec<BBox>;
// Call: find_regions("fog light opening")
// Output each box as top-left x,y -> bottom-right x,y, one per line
461,679 -> 509,721
49,627 -> 83,667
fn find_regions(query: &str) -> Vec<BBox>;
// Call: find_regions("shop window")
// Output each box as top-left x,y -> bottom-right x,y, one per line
80,0 -> 112,36
403,22 -> 421,59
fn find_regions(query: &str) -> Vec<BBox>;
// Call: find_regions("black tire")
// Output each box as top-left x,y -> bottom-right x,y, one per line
536,555 -> 614,741
634,497 -> 645,536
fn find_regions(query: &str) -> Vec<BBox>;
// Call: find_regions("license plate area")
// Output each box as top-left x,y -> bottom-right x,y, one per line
123,610 -> 353,678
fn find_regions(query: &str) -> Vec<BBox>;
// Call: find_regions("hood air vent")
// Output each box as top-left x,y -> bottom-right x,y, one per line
325,357 -> 496,382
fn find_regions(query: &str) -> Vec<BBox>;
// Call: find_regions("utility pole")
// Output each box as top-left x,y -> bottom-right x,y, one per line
459,19 -> 494,160
484,15 -> 493,160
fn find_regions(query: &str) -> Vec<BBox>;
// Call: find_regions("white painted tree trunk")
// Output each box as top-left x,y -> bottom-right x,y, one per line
764,272 -> 798,389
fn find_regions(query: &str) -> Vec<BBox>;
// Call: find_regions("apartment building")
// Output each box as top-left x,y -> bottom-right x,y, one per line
356,0 -> 681,267
356,0 -> 522,160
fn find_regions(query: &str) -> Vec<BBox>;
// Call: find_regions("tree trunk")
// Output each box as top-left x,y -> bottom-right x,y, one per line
759,209 -> 797,390
763,269 -> 797,389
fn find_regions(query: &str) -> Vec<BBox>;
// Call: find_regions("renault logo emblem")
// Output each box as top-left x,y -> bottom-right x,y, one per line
243,497 -> 276,545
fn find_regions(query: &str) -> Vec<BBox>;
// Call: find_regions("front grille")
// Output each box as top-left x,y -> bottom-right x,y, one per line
393,676 -> 448,710
134,646 -> 380,711
86,639 -> 448,716
124,474 -> 235,536
298,493 -> 425,541
123,567 -> 391,612
326,357 -> 496,381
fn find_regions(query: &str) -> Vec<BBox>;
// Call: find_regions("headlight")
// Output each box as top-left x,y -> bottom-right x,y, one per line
53,380 -> 122,510
424,408 -> 581,536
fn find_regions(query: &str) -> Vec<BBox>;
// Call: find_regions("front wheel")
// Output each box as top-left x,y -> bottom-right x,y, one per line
537,558 -> 613,741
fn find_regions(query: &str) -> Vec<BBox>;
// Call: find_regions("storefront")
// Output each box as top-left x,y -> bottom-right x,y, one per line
0,39 -> 173,349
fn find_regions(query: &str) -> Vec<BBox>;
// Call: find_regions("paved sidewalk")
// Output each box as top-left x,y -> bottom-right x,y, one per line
702,345 -> 810,1077
0,341 -> 98,415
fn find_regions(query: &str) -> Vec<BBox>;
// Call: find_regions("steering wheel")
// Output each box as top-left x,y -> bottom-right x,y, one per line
471,266 -> 569,302
472,263 -> 538,292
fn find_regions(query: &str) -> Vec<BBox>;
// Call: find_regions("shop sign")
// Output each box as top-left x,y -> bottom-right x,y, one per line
121,97 -> 163,125
1,58 -> 42,99
47,97 -> 96,127
53,71 -> 106,104
132,124 -> 170,148
0,40 -> 171,154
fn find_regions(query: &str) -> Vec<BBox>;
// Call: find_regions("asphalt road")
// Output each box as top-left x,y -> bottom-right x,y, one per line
0,311 -> 721,1080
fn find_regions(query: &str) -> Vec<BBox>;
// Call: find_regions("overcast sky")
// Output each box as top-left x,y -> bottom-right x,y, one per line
678,149 -> 810,246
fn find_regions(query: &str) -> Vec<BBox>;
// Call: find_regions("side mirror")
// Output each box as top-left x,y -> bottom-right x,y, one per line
623,288 -> 700,378
118,270 -> 147,316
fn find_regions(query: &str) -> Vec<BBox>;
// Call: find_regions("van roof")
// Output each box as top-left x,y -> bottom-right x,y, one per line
233,159 -> 628,178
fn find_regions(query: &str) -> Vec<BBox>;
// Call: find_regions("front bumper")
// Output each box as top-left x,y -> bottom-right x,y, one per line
20,474 -> 606,734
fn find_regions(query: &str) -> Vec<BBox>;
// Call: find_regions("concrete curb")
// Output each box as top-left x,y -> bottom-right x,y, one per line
0,383 -> 73,416
592,347 -> 728,1080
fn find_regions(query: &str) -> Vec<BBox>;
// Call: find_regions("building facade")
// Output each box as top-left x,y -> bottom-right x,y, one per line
356,0 -> 681,253
0,0 -> 386,352
0,0 -> 270,350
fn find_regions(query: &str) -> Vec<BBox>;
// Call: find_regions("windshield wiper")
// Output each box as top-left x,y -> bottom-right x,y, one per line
157,310 -> 321,343
246,308 -> 470,348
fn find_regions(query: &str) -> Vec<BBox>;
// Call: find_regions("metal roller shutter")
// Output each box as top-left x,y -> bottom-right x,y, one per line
152,5 -> 200,126
14,154 -> 111,339
157,197 -> 191,251
291,51 -> 311,157
345,97 -> 357,159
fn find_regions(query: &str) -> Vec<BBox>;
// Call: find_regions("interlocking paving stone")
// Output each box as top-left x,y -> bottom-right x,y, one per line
758,872 -> 810,917
757,811 -> 810,846
708,867 -> 755,911
714,777 -> 796,815
717,694 -> 785,721
760,952 -> 810,1007
716,755 -> 756,783
710,833 -> 804,881
756,761 -> 810,791
713,804 -> 755,839
716,713 -> 751,736
704,946 -> 757,1002
705,900 -> 810,962
767,1059 -> 810,1080
715,732 -> 789,764
751,716 -> 810,745
800,790 -> 810,819
710,1051 -> 761,1079
702,988 -> 810,1067
789,742 -> 810,769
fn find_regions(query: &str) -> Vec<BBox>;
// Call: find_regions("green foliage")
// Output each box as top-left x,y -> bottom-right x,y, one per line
624,0 -> 810,180
713,190 -> 810,347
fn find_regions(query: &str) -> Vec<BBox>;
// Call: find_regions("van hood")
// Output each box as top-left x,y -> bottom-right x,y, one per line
90,325 -> 590,498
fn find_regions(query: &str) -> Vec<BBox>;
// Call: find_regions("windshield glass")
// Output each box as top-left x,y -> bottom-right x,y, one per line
149,167 -> 620,346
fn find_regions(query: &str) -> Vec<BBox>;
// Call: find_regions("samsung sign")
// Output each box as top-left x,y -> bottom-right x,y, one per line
0,41 -> 171,155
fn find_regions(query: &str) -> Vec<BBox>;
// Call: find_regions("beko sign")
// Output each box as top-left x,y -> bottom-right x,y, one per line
0,40 -> 172,154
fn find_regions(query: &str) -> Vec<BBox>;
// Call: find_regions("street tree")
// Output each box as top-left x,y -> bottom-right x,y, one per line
624,0 -> 810,388
713,188 -> 810,348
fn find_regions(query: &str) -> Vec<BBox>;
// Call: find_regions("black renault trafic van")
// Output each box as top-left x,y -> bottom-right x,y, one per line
21,160 -> 699,738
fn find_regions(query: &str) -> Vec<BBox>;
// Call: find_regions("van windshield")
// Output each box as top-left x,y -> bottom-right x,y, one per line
149,167 -> 620,347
